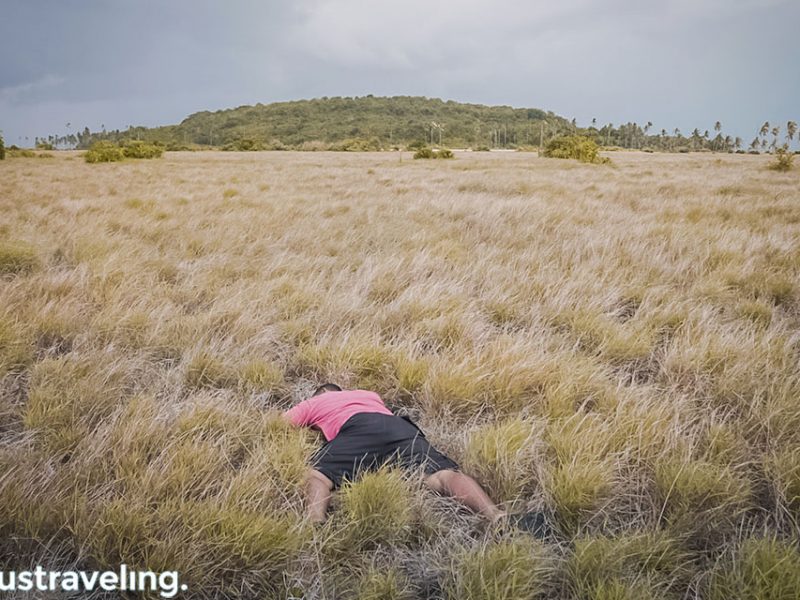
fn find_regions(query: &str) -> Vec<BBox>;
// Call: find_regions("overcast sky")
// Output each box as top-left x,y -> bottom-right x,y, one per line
2,0 -> 798,146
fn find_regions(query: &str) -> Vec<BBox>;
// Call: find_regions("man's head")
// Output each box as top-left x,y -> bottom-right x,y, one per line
312,383 -> 342,397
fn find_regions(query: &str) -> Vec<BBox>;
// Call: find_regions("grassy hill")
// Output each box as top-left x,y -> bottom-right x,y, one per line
83,96 -> 570,149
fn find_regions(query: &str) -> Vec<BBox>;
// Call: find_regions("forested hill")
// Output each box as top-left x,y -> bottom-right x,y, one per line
81,96 -> 570,150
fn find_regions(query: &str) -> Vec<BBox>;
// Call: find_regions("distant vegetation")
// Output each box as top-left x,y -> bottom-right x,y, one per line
84,140 -> 163,163
542,135 -> 609,164
0,132 -> 5,160
11,97 -> 799,157
413,147 -> 454,159
76,96 -> 565,150
769,146 -> 795,172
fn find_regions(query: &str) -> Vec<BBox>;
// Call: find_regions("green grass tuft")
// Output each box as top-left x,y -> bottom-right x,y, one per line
185,352 -> 237,389
355,568 -> 414,600
0,240 -> 40,275
709,537 -> 800,600
449,538 -> 553,600
339,467 -> 414,547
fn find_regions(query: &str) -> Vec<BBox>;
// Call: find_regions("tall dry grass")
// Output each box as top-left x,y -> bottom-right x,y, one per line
1,150 -> 799,598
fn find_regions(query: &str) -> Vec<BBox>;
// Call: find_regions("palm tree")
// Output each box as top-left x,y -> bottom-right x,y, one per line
749,137 -> 759,152
787,121 -> 798,148
714,121 -> 722,152
759,121 -> 770,138
691,128 -> 702,150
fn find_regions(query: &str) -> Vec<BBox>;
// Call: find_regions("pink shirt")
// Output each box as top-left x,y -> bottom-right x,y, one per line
284,389 -> 393,441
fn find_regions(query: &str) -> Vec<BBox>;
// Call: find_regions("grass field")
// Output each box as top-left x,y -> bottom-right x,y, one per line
1,150 -> 799,599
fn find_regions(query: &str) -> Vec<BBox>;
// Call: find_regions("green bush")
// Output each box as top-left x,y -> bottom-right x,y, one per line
122,140 -> 164,159
542,135 -> 609,164
222,138 -> 264,152
769,146 -> 794,172
36,141 -> 55,150
0,133 -> 5,160
84,141 -> 125,163
413,147 -> 454,159
8,148 -> 36,158
333,137 -> 382,152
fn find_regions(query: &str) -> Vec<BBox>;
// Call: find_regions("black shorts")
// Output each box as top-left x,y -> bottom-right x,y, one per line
311,412 -> 459,489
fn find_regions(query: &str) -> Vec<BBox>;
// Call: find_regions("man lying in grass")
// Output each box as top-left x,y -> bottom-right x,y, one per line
283,383 -> 508,525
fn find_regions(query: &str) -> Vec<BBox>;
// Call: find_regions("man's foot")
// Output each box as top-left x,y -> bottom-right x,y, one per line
488,511 -> 554,540
510,511 -> 552,539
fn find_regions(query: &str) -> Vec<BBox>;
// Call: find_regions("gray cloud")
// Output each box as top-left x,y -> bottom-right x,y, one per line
1,0 -> 798,145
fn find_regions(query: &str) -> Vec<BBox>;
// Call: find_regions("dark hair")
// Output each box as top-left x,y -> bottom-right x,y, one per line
312,383 -> 342,396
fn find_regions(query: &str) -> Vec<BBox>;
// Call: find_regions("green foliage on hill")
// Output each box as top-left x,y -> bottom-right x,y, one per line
0,132 -> 5,160
543,135 -> 609,164
79,96 -> 567,150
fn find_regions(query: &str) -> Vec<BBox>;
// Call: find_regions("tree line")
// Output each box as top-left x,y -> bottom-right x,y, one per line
11,97 -> 800,154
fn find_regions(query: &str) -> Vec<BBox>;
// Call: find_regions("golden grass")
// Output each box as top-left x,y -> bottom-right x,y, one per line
1,149 -> 799,598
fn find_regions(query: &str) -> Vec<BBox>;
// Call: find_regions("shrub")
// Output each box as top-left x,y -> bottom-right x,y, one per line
8,148 -> 36,158
0,132 -> 5,159
413,147 -> 454,159
35,141 -> 55,150
84,141 -> 125,163
122,140 -> 164,159
222,138 -> 264,151
0,240 -> 40,275
542,135 -> 609,164
333,137 -> 382,152
769,146 -> 794,171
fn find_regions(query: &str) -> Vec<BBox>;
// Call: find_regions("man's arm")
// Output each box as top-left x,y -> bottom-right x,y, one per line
283,399 -> 311,427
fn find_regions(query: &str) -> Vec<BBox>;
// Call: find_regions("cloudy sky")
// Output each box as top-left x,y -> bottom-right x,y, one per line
2,0 -> 798,146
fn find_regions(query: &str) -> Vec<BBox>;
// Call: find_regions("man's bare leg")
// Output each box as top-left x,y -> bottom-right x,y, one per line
305,469 -> 334,523
424,469 -> 506,521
